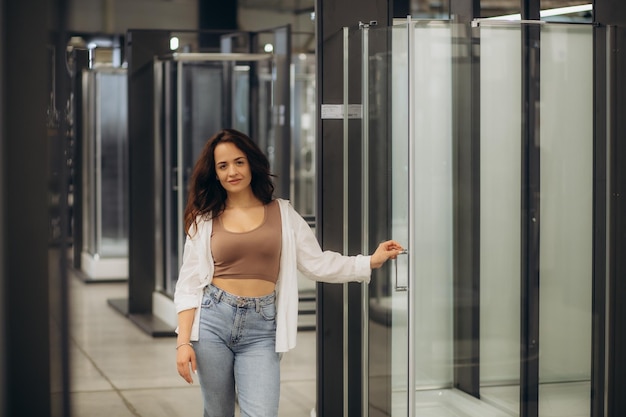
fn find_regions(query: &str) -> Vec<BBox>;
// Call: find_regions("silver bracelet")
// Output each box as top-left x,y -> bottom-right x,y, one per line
176,342 -> 193,350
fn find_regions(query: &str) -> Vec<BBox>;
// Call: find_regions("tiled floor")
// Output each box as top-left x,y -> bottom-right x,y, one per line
68,273 -> 317,417
68,272 -> 592,417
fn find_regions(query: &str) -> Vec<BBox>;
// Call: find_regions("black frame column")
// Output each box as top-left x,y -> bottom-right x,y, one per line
109,30 -> 172,335
450,0 -> 481,399
520,2 -> 541,417
595,2 -> 626,417
315,0 -> 391,415
2,0 -> 72,415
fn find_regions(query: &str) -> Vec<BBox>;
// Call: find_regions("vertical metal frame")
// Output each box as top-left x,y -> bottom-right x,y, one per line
176,60 -> 185,285
342,26 -> 350,417
406,15 -> 417,417
72,49 -> 90,270
591,23 -> 609,417
596,5 -> 626,415
520,23 -> 541,417
451,7 -> 481,399
360,22 -> 370,416
152,59 -> 165,292
95,75 -> 103,255
519,4 -> 541,417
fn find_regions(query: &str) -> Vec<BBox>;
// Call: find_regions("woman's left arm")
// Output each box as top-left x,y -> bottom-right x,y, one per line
290,205 -> 403,281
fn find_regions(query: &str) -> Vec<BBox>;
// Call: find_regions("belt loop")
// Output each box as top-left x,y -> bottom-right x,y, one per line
215,288 -> 223,303
255,299 -> 260,313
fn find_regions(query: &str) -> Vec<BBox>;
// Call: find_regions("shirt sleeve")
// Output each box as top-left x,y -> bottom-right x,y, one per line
289,204 -> 372,283
173,235 -> 203,313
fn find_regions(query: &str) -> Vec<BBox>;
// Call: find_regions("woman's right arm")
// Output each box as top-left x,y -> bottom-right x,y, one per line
174,230 -> 204,384
176,308 -> 197,384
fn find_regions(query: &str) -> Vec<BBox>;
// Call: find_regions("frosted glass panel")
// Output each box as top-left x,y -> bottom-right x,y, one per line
410,22 -> 454,389
538,23 -> 593,416
479,25 -> 522,387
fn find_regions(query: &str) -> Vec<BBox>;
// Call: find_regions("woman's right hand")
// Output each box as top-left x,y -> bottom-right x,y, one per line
176,343 -> 197,384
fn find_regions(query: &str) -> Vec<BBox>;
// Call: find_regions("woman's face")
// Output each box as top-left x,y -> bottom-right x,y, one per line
214,141 -> 252,195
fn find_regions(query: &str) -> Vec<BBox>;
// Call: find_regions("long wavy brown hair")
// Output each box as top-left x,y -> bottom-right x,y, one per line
183,128 -> 275,236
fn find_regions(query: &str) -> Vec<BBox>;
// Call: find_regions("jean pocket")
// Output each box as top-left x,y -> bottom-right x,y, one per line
259,303 -> 276,321
201,293 -> 215,309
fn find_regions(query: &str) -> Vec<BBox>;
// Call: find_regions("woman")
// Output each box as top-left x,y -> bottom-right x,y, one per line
174,128 -> 403,417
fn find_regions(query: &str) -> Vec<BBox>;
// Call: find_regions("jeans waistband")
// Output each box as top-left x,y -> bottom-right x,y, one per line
207,284 -> 275,309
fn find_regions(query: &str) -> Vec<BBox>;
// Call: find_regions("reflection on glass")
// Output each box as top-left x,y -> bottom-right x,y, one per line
540,1 -> 592,23
481,1 -> 592,22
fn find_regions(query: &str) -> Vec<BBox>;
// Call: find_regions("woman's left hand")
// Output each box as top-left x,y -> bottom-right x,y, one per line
370,240 -> 404,269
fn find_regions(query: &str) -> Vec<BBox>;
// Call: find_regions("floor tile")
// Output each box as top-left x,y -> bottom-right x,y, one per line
69,274 -> 317,417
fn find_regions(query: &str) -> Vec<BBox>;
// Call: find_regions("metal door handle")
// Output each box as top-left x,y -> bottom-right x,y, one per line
394,249 -> 408,291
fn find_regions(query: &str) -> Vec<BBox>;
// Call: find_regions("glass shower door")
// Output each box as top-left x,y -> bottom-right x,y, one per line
360,20 -> 457,417
357,18 -> 595,417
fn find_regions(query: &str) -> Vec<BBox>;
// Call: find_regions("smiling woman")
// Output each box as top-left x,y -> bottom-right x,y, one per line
173,128 -> 403,416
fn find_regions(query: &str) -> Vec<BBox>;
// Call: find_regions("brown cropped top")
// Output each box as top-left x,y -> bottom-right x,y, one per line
211,200 -> 282,283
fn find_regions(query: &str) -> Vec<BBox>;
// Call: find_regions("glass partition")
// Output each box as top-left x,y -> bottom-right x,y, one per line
291,53 -> 317,218
351,18 -> 594,417
537,23 -> 593,416
478,21 -> 593,417
479,22 -> 523,412
359,20 -> 457,416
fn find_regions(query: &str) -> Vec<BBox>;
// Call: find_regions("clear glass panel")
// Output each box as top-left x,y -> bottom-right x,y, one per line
98,71 -> 128,258
359,17 -> 595,417
291,53 -> 316,218
479,23 -> 522,415
232,65 -> 250,133
538,23 -> 593,417
367,22 -> 411,416
364,20 -> 456,416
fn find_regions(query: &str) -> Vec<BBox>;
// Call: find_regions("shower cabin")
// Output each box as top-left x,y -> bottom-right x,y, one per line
333,17 -> 604,417
80,66 -> 129,281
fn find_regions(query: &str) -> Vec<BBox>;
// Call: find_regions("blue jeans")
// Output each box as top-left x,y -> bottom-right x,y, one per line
195,284 -> 280,417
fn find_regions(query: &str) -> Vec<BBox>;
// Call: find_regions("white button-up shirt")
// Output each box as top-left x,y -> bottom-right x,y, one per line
174,198 -> 372,352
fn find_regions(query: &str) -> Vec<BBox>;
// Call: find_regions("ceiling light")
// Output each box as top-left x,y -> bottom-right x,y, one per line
485,3 -> 592,20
